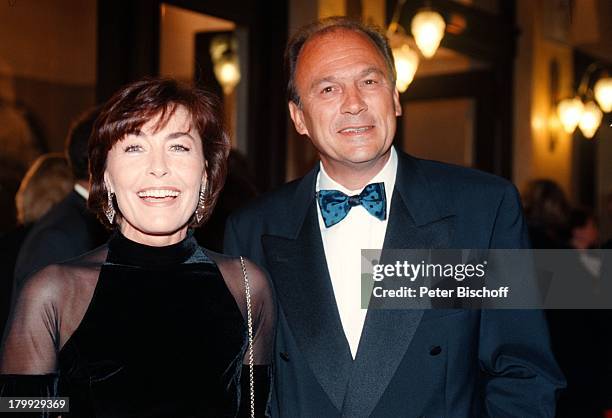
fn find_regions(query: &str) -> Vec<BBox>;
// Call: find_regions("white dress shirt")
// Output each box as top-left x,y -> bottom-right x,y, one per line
74,183 -> 89,200
316,147 -> 398,358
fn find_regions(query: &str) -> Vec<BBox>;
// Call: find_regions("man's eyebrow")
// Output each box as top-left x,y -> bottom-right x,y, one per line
310,76 -> 339,90
309,67 -> 387,90
359,67 -> 385,78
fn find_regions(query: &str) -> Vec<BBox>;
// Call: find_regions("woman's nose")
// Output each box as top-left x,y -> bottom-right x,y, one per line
148,151 -> 169,177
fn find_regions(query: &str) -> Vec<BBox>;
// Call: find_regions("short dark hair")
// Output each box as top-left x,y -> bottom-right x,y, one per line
66,106 -> 102,180
569,208 -> 596,230
88,77 -> 230,229
523,179 -> 571,228
285,16 -> 396,106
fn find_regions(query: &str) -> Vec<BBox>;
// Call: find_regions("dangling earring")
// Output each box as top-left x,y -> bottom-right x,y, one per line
105,189 -> 115,224
195,183 -> 206,223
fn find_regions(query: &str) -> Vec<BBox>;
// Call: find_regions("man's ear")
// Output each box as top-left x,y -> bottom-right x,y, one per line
288,101 -> 310,136
393,88 -> 402,117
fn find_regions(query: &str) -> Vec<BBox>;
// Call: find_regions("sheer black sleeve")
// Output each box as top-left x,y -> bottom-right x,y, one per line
0,247 -> 105,405
209,253 -> 275,417
210,254 -> 275,366
1,248 -> 104,374
1,265 -> 63,375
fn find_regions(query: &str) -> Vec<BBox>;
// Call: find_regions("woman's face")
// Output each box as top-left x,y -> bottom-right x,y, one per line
104,106 -> 206,246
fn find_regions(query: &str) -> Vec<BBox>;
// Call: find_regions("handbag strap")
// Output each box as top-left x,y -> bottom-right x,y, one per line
239,256 -> 255,418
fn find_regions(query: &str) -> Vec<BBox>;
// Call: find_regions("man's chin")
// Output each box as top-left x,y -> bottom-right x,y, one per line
343,147 -> 392,166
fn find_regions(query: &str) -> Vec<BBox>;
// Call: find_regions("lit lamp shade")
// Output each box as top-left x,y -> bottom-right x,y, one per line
411,10 -> 446,58
557,97 -> 584,133
578,101 -> 603,139
213,56 -> 240,94
392,44 -> 419,92
594,77 -> 612,113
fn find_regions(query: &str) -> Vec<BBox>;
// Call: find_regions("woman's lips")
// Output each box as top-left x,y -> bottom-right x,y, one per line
136,188 -> 181,204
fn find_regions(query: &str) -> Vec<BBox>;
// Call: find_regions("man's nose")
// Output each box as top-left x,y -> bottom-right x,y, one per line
340,87 -> 367,115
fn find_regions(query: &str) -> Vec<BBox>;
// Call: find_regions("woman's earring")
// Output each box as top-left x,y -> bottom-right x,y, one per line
105,189 -> 115,224
195,183 -> 206,223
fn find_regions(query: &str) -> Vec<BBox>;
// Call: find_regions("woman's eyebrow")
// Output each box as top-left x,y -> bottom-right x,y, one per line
165,131 -> 195,141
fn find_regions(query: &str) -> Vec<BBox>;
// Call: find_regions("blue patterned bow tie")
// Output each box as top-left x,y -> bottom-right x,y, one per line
317,182 -> 387,228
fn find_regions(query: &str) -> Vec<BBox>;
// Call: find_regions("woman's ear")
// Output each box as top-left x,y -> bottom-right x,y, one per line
202,162 -> 208,185
104,171 -> 113,194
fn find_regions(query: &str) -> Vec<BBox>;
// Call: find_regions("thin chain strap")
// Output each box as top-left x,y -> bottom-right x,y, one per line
240,256 -> 255,418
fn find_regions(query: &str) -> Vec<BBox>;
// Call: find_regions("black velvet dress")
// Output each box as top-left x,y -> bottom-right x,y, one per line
0,232 -> 274,417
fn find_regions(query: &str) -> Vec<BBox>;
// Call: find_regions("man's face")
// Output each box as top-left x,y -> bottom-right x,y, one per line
289,29 -> 401,174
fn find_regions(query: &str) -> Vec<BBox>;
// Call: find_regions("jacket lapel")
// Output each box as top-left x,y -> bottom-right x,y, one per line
342,151 -> 456,417
262,168 -> 353,412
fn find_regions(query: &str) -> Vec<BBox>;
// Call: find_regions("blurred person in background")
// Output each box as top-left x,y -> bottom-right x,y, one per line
0,153 -> 72,342
602,191 -> 612,249
0,58 -> 44,234
13,107 -> 108,285
523,179 -> 571,249
524,188 -> 610,418
566,208 -> 602,297
0,158 -> 26,234
569,208 -> 600,250
15,153 -> 73,226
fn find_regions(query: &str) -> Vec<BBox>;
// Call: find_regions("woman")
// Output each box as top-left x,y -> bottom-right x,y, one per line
0,78 -> 274,417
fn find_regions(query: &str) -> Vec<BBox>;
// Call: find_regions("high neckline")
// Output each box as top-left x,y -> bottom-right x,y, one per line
106,230 -> 199,267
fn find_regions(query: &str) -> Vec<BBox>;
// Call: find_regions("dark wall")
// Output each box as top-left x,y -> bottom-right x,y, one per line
96,0 -> 288,192
387,0 -> 517,179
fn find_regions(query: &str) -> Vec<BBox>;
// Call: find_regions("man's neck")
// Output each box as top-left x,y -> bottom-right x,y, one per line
76,180 -> 89,190
321,151 -> 391,191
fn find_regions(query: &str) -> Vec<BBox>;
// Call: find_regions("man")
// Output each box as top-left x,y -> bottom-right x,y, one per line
225,17 -> 564,417
14,108 -> 108,284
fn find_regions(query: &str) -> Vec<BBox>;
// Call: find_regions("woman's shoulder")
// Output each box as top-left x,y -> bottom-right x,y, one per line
16,245 -> 108,303
202,249 -> 265,279
17,264 -> 68,305
202,248 -> 273,306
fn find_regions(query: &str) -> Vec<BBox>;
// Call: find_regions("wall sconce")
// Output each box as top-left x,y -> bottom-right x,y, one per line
556,62 -> 610,139
387,0 -> 445,93
411,9 -> 446,58
557,96 -> 584,133
210,35 -> 241,95
594,77 -> 612,113
392,43 -> 420,92
578,101 -> 603,139
388,32 -> 420,93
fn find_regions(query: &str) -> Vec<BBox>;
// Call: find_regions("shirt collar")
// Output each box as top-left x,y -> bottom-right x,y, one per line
316,146 -> 398,195
74,183 -> 89,200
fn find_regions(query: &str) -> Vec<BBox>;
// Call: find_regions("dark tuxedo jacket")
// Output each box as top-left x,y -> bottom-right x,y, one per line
224,151 -> 565,417
14,190 -> 108,284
